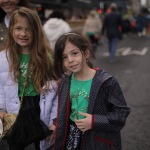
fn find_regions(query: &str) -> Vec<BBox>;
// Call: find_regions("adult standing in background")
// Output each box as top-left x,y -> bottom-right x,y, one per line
43,10 -> 71,51
102,3 -> 123,63
0,0 -> 30,51
82,10 -> 102,56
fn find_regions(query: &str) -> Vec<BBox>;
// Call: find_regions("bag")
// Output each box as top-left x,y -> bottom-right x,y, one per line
87,32 -> 100,43
0,114 -> 17,139
94,32 -> 100,41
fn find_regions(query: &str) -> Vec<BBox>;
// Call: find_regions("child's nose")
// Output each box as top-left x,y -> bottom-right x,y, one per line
20,30 -> 27,36
68,56 -> 73,62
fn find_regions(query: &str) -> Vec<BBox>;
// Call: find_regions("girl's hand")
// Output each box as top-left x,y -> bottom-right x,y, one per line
0,111 -> 6,121
75,112 -> 92,132
49,124 -> 56,144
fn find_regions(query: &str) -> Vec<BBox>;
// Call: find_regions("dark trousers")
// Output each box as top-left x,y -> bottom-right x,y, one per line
108,37 -> 118,61
9,141 -> 40,150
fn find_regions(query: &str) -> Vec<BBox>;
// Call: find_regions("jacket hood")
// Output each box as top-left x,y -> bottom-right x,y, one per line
44,18 -> 66,29
43,18 -> 71,49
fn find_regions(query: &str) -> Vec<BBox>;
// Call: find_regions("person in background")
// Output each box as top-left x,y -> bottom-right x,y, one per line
136,12 -> 145,37
145,11 -> 150,37
53,32 -> 130,150
122,13 -> 131,36
102,3 -> 123,63
82,10 -> 102,57
43,10 -> 71,51
0,7 -> 58,150
0,0 -> 30,51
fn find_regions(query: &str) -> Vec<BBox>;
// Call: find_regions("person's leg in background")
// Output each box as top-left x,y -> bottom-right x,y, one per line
108,37 -> 118,63
108,38 -> 112,54
88,34 -> 100,58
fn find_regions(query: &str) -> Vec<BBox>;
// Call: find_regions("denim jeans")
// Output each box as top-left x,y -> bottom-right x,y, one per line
108,37 -> 118,62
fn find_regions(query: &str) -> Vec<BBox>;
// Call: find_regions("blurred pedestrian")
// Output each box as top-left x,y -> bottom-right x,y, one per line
82,10 -> 102,56
53,32 -> 130,150
0,7 -> 58,150
102,3 -> 123,63
136,12 -> 145,37
122,13 -> 131,35
43,10 -> 71,51
0,0 -> 30,51
145,12 -> 150,37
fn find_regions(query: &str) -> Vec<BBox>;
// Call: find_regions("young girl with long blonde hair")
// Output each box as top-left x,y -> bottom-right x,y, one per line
0,7 -> 57,150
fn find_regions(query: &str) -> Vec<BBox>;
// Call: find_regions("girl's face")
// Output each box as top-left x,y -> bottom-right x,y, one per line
0,0 -> 19,15
62,42 -> 88,74
12,16 -> 33,53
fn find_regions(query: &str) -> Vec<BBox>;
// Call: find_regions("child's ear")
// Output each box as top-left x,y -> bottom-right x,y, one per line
85,49 -> 90,59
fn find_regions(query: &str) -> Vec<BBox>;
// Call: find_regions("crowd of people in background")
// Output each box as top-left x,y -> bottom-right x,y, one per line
121,8 -> 150,37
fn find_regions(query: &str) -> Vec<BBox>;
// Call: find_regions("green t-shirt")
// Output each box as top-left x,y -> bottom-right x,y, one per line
70,73 -> 92,122
18,54 -> 39,97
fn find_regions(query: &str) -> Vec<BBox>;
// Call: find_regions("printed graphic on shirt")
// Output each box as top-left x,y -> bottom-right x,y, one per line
20,62 -> 28,77
70,88 -> 89,121
18,54 -> 38,96
19,61 -> 31,96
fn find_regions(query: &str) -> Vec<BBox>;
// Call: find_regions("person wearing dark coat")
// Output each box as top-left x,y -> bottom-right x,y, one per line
53,32 -> 130,150
102,3 -> 123,63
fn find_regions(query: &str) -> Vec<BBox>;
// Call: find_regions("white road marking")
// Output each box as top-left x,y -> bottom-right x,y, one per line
103,47 -> 148,56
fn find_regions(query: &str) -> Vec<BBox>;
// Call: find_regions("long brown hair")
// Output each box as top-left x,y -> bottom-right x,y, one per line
6,7 -> 56,93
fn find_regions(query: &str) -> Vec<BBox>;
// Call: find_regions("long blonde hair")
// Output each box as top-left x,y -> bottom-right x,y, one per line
6,7 -> 56,93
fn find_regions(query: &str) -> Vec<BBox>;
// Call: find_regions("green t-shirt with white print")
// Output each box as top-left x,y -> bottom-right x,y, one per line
70,73 -> 92,122
18,54 -> 39,97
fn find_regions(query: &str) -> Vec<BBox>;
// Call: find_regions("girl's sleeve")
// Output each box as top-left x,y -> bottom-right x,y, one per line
93,78 -> 130,132
0,72 -> 6,111
48,80 -> 58,126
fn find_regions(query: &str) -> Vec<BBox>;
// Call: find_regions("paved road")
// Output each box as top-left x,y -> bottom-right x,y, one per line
92,34 -> 150,150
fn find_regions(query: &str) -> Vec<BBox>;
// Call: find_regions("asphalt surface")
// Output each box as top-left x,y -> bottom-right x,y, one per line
92,34 -> 150,150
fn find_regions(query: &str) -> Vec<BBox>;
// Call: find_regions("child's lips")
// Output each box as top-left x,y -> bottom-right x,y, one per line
71,64 -> 78,69
19,38 -> 28,43
19,37 -> 28,40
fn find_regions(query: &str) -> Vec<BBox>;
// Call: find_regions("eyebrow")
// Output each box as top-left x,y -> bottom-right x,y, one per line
63,49 -> 79,54
70,49 -> 80,52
